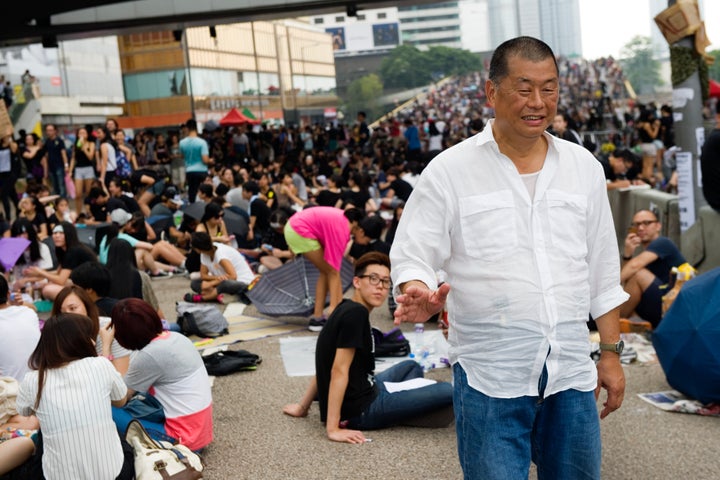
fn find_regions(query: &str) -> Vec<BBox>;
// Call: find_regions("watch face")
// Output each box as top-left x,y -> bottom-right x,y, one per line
617,340 -> 625,353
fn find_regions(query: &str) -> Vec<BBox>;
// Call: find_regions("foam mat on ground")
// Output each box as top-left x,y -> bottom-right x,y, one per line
189,306 -> 305,349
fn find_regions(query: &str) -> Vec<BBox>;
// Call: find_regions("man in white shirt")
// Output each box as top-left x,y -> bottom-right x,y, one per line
185,231 -> 256,303
390,36 -> 628,480
0,275 -> 40,380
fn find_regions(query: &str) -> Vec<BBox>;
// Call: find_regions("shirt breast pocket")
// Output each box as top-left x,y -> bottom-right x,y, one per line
459,191 -> 517,261
545,191 -> 588,258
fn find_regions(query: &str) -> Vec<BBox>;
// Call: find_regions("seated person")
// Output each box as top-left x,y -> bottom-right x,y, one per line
25,222 -> 97,301
69,261 -> 118,316
238,208 -> 293,272
379,167 -> 413,210
109,298 -> 213,452
15,313 -> 131,479
0,274 -> 40,382
85,185 -> 127,224
282,252 -> 453,443
620,209 -> 686,328
52,285 -> 132,375
347,214 -> 390,262
599,148 -> 648,190
185,231 -> 256,303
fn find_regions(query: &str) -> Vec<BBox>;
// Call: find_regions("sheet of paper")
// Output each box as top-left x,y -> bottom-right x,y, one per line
384,378 -> 437,393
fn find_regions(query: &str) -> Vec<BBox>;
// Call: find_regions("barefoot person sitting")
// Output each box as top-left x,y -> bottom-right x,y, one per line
282,252 -> 453,443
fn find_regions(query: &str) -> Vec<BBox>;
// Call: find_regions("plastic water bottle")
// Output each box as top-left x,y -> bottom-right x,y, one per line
413,323 -> 433,372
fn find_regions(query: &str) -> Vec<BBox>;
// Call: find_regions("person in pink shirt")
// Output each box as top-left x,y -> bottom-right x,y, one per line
284,206 -> 364,331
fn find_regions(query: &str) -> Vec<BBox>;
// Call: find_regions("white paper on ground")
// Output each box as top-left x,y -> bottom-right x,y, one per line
384,378 -> 437,393
280,336 -> 413,377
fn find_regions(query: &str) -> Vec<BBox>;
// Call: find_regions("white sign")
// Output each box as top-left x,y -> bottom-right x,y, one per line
675,151 -> 695,231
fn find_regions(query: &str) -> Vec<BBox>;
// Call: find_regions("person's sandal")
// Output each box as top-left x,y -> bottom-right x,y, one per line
308,316 -> 327,332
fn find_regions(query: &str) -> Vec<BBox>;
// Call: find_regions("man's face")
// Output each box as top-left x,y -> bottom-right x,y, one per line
552,114 -> 567,134
608,153 -> 627,175
486,55 -> 559,142
354,264 -> 391,309
631,211 -> 661,244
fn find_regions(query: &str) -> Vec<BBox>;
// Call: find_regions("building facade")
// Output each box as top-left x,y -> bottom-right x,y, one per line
119,20 -> 338,130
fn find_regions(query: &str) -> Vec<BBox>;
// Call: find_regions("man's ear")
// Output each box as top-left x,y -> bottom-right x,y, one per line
352,276 -> 361,289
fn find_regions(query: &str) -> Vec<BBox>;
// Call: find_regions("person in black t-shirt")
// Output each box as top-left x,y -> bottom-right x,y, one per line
25,222 -> 97,301
700,101 -> 720,212
282,252 -> 453,443
379,166 -> 413,209
69,261 -> 119,317
85,185 -> 126,223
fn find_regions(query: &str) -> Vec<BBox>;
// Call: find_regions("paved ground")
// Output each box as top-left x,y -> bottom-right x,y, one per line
149,274 -> 719,480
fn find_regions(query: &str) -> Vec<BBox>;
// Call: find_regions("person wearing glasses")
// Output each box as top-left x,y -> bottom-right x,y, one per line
620,209 -> 686,328
282,252 -> 453,443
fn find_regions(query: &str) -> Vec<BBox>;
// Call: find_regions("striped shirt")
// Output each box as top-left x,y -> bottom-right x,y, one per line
17,357 -> 127,480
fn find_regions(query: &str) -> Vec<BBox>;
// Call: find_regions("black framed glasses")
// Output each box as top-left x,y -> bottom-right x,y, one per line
630,220 -> 657,228
358,274 -> 391,289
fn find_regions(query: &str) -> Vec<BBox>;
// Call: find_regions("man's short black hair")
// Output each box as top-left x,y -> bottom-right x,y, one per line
198,183 -> 214,198
69,261 -> 112,297
87,186 -> 107,200
489,36 -> 558,85
243,180 -> 260,195
354,252 -> 390,277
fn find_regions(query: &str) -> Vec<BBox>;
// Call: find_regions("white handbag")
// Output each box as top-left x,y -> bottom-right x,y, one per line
125,419 -> 204,480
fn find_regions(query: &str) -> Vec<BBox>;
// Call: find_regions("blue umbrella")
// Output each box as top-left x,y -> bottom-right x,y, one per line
0,237 -> 31,271
653,267 -> 720,404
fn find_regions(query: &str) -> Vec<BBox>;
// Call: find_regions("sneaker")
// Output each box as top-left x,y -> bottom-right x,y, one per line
173,266 -> 188,276
150,270 -> 172,279
308,316 -> 327,332
184,293 -> 203,303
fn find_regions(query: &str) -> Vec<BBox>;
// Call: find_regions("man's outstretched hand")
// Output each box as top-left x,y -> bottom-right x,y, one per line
393,282 -> 450,325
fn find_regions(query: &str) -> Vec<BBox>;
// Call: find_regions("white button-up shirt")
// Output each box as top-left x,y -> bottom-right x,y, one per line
390,120 -> 628,399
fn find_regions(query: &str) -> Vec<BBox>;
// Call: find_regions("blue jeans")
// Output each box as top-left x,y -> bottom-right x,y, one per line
346,360 -> 453,430
49,167 -> 66,198
453,362 -> 601,480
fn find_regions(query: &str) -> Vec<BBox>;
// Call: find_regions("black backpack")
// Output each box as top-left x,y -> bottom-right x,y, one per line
202,349 -> 261,376
372,327 -> 411,358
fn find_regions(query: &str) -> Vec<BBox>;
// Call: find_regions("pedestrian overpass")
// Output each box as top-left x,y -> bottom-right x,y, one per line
0,0 -> 435,48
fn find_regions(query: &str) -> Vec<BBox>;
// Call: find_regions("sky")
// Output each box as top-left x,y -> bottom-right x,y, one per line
580,0 -> 720,59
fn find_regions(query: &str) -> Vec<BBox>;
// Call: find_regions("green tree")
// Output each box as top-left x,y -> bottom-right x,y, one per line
379,45 -> 432,89
424,46 -> 482,79
709,49 -> 720,81
345,73 -> 383,121
619,36 -> 662,96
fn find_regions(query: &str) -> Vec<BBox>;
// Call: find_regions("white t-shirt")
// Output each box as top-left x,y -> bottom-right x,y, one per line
0,306 -> 40,380
18,357 -> 127,480
201,242 -> 255,284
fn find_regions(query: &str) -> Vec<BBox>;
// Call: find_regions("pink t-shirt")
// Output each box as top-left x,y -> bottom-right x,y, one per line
288,206 -> 350,270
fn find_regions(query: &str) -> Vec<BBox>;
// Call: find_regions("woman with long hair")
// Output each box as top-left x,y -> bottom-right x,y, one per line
25,221 -> 97,301
51,284 -> 131,374
106,237 -> 166,319
15,313 -> 132,480
109,298 -> 213,452
95,126 -> 117,188
9,218 -> 54,290
21,132 -> 46,186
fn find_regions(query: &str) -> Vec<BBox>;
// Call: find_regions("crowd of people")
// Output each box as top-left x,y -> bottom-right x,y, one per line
1,36 -> 718,478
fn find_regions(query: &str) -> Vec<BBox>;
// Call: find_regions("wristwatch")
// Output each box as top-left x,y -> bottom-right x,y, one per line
599,340 -> 624,354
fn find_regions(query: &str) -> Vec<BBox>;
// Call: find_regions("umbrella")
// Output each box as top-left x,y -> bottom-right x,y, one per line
710,79 -> 720,99
246,256 -> 354,316
653,267 -> 720,404
204,119 -> 220,132
0,237 -> 31,271
182,201 -> 207,221
223,207 -> 249,239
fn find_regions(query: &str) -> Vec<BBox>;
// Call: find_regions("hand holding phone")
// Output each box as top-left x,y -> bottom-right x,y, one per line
262,244 -> 273,251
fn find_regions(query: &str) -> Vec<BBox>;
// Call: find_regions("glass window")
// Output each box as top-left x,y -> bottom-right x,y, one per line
123,69 -> 188,101
314,18 -> 324,24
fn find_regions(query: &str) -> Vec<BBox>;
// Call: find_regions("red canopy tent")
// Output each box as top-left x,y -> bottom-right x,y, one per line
219,107 -> 259,126
710,79 -> 720,99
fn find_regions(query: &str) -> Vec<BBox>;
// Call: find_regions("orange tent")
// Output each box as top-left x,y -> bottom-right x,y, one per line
219,107 -> 259,126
